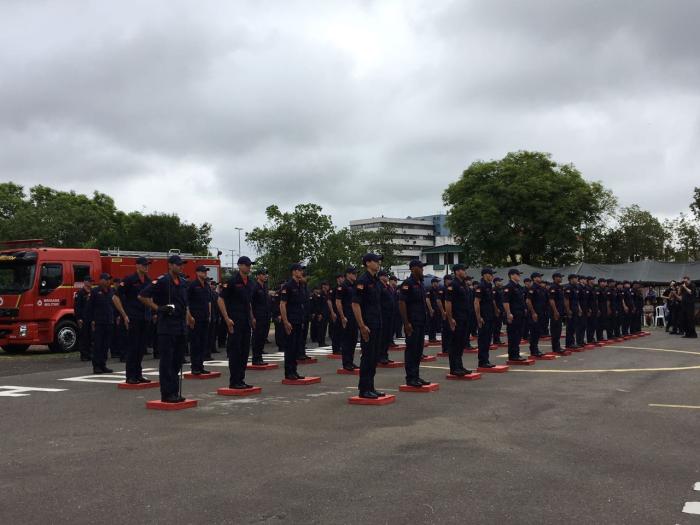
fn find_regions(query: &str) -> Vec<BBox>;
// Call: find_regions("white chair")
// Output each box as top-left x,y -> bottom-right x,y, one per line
654,306 -> 665,327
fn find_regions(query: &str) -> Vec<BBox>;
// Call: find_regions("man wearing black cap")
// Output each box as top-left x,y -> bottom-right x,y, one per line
378,270 -> 396,365
503,269 -> 527,361
139,255 -> 192,402
390,275 -> 402,341
438,274 -> 453,356
251,268 -> 272,365
465,274 -> 477,344
329,273 -> 344,355
548,273 -> 566,353
631,281 -> 644,334
74,276 -> 93,362
563,274 -> 581,349
87,273 -> 129,374
521,277 -> 532,341
118,257 -> 154,383
679,276 -> 697,338
427,278 -> 441,342
399,259 -> 431,387
316,281 -> 332,347
352,253 -> 386,399
217,256 -> 255,389
525,272 -> 547,357
279,263 -> 307,380
207,279 -> 220,358
621,281 -> 634,336
595,278 -> 608,342
605,279 -> 619,338
474,268 -> 498,367
584,277 -> 597,344
444,265 -> 472,376
336,266 -> 359,372
492,277 -> 504,345
186,265 -> 212,375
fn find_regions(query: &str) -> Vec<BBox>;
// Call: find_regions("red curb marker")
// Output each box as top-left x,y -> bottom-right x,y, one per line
247,363 -> 279,370
390,346 -> 407,352
520,339 -> 529,344
531,354 -> 556,360
281,377 -> 321,385
337,368 -> 360,375
464,348 -> 478,354
424,341 -> 442,347
507,358 -> 536,366
146,399 -> 197,410
583,344 -> 596,350
348,394 -> 396,405
436,352 -> 449,358
217,386 -> 262,396
184,372 -> 222,380
489,344 -> 499,350
477,365 -> 509,373
377,361 -> 404,368
446,373 -> 481,381
569,347 -> 585,352
399,383 -> 440,392
296,358 -> 318,365
326,354 -> 343,360
420,355 -> 437,362
118,381 -> 160,390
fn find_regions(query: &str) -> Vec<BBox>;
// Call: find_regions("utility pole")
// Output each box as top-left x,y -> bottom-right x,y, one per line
234,227 -> 243,257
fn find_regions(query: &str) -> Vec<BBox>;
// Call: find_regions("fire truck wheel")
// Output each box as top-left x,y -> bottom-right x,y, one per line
49,320 -> 78,353
2,344 -> 30,354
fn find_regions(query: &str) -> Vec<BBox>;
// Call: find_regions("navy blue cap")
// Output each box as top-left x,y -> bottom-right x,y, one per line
531,272 -> 543,278
444,274 -> 453,281
508,269 -> 522,276
493,276 -> 503,282
378,270 -> 388,277
389,275 -> 398,281
453,263 -> 466,271
524,277 -> 532,282
431,277 -> 440,283
345,266 -> 357,274
481,267 -> 494,275
552,272 -> 563,278
237,256 -> 252,266
362,253 -> 383,264
290,263 -> 306,272
607,278 -> 615,283
136,256 -> 150,266
99,272 -> 111,280
168,254 -> 183,265
195,265 -> 209,272
409,259 -> 426,268
465,275 -> 473,280
598,277 -> 606,282
83,275 -> 93,283
567,273 -> 578,280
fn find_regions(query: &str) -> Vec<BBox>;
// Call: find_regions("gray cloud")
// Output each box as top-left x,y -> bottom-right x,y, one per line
1,0 -> 699,254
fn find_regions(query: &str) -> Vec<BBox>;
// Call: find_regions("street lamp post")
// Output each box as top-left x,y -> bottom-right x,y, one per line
234,227 -> 243,257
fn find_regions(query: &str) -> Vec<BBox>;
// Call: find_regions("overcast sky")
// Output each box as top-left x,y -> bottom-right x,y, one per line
2,0 -> 699,260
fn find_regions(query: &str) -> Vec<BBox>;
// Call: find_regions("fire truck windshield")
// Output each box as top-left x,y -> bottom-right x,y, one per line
0,252 -> 37,294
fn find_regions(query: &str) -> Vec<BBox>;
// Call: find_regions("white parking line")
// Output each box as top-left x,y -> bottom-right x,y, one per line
683,501 -> 700,515
0,386 -> 67,397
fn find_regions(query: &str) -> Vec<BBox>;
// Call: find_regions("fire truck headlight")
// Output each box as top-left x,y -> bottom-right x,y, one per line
19,325 -> 28,337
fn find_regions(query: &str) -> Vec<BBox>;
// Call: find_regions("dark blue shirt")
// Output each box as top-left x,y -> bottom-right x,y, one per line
187,278 -> 211,321
446,277 -> 469,321
336,280 -> 355,322
527,282 -> 547,314
86,286 -> 114,325
352,271 -> 382,328
220,272 -> 253,325
564,283 -> 579,310
380,282 -> 395,319
399,275 -> 427,324
548,283 -> 565,314
503,280 -> 526,315
74,288 -> 91,322
251,280 -> 271,320
280,278 -> 306,324
118,272 -> 151,320
475,279 -> 496,320
139,273 -> 188,335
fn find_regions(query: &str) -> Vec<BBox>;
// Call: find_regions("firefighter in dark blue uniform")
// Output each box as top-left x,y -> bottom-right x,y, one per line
583,276 -> 596,344
336,267 -> 359,371
503,269 -> 527,361
315,281 -> 331,347
186,265 -> 212,375
632,281 -> 644,334
522,277 -> 532,340
110,278 -> 127,360
251,268 -> 271,365
87,273 -> 129,374
378,270 -> 396,365
526,272 -> 547,357
329,274 -> 344,355
492,277 -> 504,344
207,279 -> 220,358
352,253 -> 386,399
595,278 -> 608,341
279,263 -> 307,380
399,260 -> 431,387
612,280 -> 624,337
74,276 -> 93,362
444,264 -> 471,376
217,256 -> 254,389
474,268 -> 498,368
621,281 -> 634,336
118,257 -> 153,383
564,274 -> 581,349
427,278 -> 441,342
139,255 -> 192,403
548,272 -> 565,353
465,275 -> 476,346
391,276 -> 402,340
605,279 -> 618,337
439,274 -> 453,357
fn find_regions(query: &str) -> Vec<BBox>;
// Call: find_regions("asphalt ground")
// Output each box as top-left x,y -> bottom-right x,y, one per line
1,329 -> 699,525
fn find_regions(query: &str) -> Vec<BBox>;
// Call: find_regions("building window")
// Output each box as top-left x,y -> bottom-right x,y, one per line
426,253 -> 440,265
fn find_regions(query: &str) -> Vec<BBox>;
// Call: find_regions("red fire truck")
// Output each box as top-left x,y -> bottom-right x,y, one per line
0,240 -> 221,354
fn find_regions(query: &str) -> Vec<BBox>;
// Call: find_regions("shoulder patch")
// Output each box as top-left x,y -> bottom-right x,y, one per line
356,284 -> 364,289
152,280 -> 158,284
401,285 -> 409,290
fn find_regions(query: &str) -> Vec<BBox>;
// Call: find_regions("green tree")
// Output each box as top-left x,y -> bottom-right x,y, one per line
691,187 -> 700,220
443,151 -> 616,266
665,213 -> 700,262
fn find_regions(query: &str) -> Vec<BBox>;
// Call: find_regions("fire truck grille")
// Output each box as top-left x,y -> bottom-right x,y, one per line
0,308 -> 19,318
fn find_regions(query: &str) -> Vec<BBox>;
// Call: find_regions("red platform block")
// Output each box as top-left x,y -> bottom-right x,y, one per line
146,399 -> 197,410
326,354 -> 343,360
489,344 -> 499,351
558,350 -> 573,356
569,347 -> 585,352
377,361 -> 404,368
614,338 -> 625,343
421,355 -> 437,362
469,336 -> 476,341
337,368 -> 360,375
594,342 -> 605,347
348,394 -> 396,405
436,352 -> 449,358
541,336 -> 552,341
390,345 -> 406,352
217,386 -> 262,396
531,354 -> 556,360
247,363 -> 279,370
477,365 -> 509,373
583,344 -> 596,350
507,358 -> 536,366
399,383 -> 440,392
446,373 -> 482,381
520,339 -> 529,344
425,341 -> 442,347
296,358 -> 318,365
118,381 -> 160,390
282,376 -> 321,385
642,331 -> 651,336
497,343 -> 509,348
464,348 -> 478,354
184,371 -> 222,380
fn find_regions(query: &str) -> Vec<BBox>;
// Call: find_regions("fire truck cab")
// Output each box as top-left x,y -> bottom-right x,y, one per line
0,240 -> 221,354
